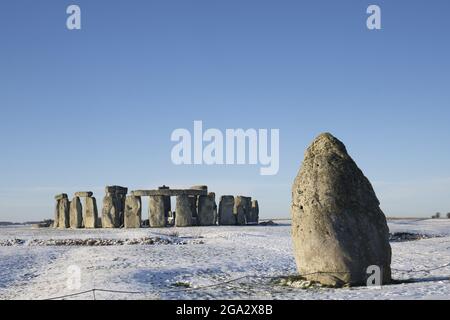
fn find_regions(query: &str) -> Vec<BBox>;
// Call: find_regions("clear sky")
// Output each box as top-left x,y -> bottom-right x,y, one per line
1,0 -> 449,221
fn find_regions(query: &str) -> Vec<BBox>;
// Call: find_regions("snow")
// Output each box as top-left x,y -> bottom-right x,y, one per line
0,219 -> 449,300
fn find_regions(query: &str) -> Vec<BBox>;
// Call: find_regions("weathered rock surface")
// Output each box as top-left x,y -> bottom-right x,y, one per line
291,133 -> 392,287
198,193 -> 216,226
175,195 -> 193,227
158,185 -> 171,218
149,196 -> 166,227
218,196 -> 235,225
74,191 -> 93,197
124,195 -> 142,228
54,193 -> 68,201
102,194 -> 119,228
54,200 -> 60,228
84,197 -> 99,228
247,200 -> 259,224
234,196 -> 250,225
58,197 -> 70,229
131,189 -> 207,197
69,197 -> 83,228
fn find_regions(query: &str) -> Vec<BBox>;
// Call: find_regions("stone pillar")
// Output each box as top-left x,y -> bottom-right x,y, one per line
84,197 -> 99,228
218,196 -> 235,225
175,195 -> 193,227
188,196 -> 198,224
124,195 -> 142,228
149,195 -> 166,228
58,196 -> 70,229
103,186 -> 128,228
234,196 -> 248,225
54,194 -> 68,228
198,192 -> 216,226
102,191 -> 118,228
70,196 -> 83,228
115,186 -> 128,227
248,200 -> 259,224
158,185 -> 171,218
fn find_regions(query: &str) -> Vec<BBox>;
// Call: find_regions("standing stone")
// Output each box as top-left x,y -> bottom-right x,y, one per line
115,187 -> 128,227
84,197 -> 99,228
247,200 -> 259,224
124,195 -> 142,228
234,196 -> 248,225
54,200 -> 60,229
102,193 -> 119,228
218,196 -> 235,225
69,197 -> 83,228
175,195 -> 193,227
213,202 -> 218,225
291,133 -> 392,287
58,197 -> 70,229
158,185 -> 171,218
149,196 -> 166,228
198,193 -> 216,226
188,196 -> 198,224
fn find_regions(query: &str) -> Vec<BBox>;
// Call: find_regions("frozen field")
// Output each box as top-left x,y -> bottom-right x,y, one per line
0,219 -> 449,300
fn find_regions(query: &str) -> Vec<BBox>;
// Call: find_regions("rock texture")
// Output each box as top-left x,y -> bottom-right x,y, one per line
291,133 -> 391,287
197,192 -> 216,226
149,196 -> 166,227
58,197 -> 70,229
218,196 -> 235,225
234,196 -> 250,225
102,193 -> 119,228
247,200 -> 259,224
69,197 -> 83,228
175,195 -> 193,227
124,195 -> 142,228
84,197 -> 99,228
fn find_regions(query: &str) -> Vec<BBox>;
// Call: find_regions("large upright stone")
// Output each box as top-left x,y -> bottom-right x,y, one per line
124,195 -> 142,228
218,196 -> 235,225
175,195 -> 193,227
103,186 -> 127,228
159,185 -> 172,218
188,196 -> 198,224
198,193 -> 216,226
58,197 -> 70,229
69,197 -> 83,228
84,197 -> 99,228
149,196 -> 166,227
291,133 -> 392,287
247,200 -> 259,224
54,199 -> 60,228
234,196 -> 249,225
102,193 -> 119,228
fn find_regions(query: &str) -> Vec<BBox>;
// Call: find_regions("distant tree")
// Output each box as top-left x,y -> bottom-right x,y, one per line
432,212 -> 441,219
447,213 -> 450,219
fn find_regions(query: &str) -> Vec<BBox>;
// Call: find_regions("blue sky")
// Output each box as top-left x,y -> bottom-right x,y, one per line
1,0 -> 449,221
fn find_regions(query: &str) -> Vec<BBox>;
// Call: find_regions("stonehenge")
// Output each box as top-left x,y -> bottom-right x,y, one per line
54,186 -> 259,229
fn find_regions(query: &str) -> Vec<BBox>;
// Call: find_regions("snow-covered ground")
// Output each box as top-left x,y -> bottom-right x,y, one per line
0,219 -> 449,300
